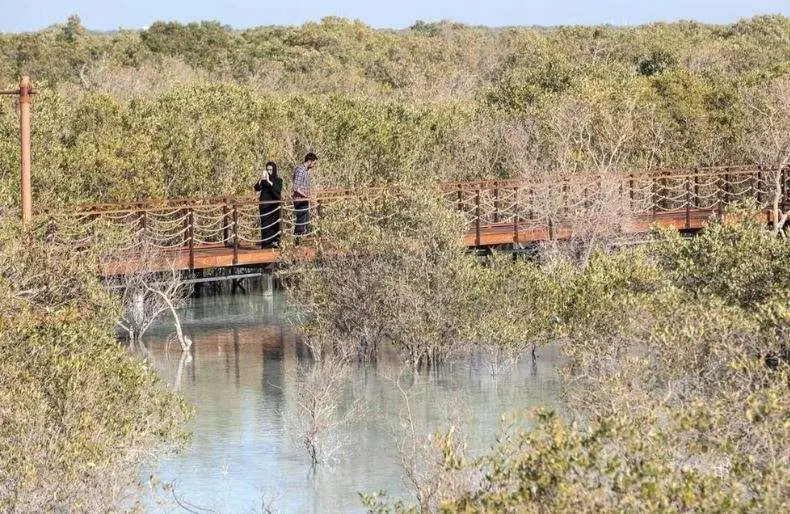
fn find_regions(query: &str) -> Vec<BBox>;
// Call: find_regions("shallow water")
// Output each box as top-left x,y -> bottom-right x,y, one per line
141,284 -> 562,512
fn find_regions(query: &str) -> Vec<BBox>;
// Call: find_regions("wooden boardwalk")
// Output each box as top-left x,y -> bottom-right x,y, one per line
105,210 -> 771,274
48,165 -> 786,274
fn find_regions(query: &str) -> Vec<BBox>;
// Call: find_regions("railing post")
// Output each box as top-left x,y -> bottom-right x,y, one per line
19,76 -> 32,224
693,169 -> 700,210
756,167 -> 762,206
652,174 -> 658,218
493,184 -> 500,223
188,208 -> 194,269
222,198 -> 229,246
528,186 -> 534,220
182,208 -> 188,247
716,172 -> 723,217
139,209 -> 147,240
513,187 -> 519,244
316,199 -> 323,239
232,204 -> 239,266
685,175 -> 691,230
629,174 -> 635,212
474,189 -> 481,247
456,186 -> 462,212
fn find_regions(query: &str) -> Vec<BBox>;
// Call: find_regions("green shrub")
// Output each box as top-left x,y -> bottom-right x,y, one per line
0,217 -> 190,510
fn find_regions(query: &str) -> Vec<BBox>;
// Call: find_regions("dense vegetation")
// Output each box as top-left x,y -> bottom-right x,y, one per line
0,15 -> 788,208
303,199 -> 787,512
0,14 -> 788,511
442,216 -> 789,512
0,217 -> 190,510
275,145 -> 788,510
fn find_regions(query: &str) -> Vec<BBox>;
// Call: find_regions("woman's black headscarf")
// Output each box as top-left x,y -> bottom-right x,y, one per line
265,161 -> 279,179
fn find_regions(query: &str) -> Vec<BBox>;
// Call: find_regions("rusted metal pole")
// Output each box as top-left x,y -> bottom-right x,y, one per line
512,187 -> 519,244
493,185 -> 499,223
757,166 -> 765,206
232,204 -> 239,266
182,208 -> 189,246
222,198 -> 229,246
474,189 -> 481,247
528,186 -> 534,220
685,175 -> 691,230
717,173 -> 724,217
652,175 -> 658,218
188,208 -> 195,269
19,76 -> 32,223
315,199 -> 323,240
693,169 -> 700,210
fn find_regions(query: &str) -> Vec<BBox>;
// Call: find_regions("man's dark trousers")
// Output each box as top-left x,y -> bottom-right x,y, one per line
294,199 -> 310,237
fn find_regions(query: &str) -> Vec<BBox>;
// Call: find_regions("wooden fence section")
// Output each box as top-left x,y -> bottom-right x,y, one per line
43,166 -> 788,273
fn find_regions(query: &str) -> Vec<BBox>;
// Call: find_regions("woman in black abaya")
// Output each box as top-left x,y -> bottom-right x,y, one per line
254,161 -> 283,248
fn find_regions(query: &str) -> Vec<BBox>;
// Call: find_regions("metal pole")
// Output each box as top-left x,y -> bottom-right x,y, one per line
232,204 -> 239,266
493,185 -> 499,223
19,76 -> 32,223
474,189 -> 481,247
717,173 -> 724,217
139,209 -> 147,235
652,174 -> 658,218
188,208 -> 195,270
693,169 -> 700,210
685,175 -> 691,230
756,167 -> 762,205
222,198 -> 229,246
528,186 -> 534,220
513,187 -> 519,244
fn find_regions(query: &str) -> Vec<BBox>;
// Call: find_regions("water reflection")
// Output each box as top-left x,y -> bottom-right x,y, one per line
143,285 -> 562,513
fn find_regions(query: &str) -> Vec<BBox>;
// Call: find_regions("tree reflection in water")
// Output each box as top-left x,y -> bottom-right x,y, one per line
142,286 -> 561,512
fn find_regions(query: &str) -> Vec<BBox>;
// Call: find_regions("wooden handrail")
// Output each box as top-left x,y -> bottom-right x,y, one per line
33,164 -> 787,217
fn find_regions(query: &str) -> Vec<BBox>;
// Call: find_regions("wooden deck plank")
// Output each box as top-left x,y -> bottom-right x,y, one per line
103,209 -> 734,274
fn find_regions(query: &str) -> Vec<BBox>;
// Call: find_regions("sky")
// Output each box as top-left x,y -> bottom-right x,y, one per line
2,0 -> 788,32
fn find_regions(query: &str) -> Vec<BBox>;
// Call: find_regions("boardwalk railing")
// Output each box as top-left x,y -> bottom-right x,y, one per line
40,165 -> 788,271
